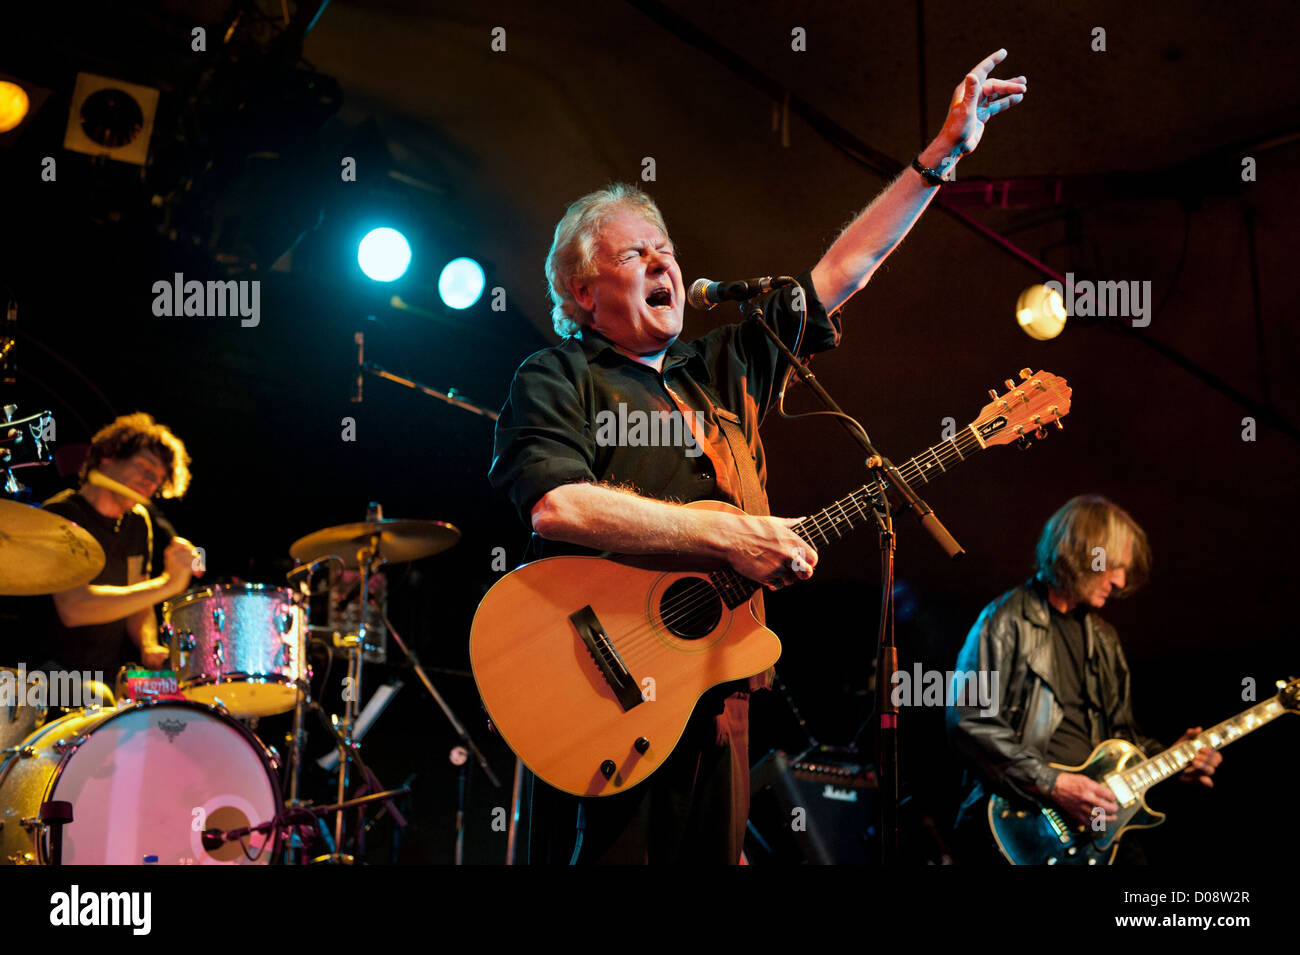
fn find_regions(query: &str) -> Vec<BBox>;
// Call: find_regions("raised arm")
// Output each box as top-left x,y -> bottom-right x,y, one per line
811,49 -> 1026,314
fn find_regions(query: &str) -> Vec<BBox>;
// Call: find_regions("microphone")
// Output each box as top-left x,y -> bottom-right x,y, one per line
352,331 -> 364,403
200,828 -> 225,851
687,275 -> 797,310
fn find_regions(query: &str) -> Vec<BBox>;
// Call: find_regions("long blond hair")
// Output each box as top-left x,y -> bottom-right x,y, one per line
1034,495 -> 1150,600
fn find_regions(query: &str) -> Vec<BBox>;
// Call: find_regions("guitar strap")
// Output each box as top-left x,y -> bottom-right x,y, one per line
571,338 -> 775,690
692,384 -> 775,692
710,405 -> 769,518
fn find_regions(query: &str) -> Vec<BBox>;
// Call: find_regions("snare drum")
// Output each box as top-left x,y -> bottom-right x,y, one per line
162,583 -> 305,717
0,700 -> 280,864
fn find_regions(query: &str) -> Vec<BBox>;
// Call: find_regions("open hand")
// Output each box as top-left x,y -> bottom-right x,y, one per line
940,49 -> 1027,157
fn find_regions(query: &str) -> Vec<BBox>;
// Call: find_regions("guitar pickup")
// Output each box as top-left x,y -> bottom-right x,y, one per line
569,605 -> 643,712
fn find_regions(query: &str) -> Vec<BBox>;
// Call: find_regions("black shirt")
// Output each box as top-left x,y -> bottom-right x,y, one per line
40,492 -> 172,676
488,268 -> 841,558
1044,604 -> 1095,766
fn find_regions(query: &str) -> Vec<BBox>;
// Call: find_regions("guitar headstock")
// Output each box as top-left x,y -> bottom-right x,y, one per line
972,369 -> 1072,449
1275,677 -> 1300,713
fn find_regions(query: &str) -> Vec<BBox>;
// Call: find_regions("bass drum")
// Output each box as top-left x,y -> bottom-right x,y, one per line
0,700 -> 280,865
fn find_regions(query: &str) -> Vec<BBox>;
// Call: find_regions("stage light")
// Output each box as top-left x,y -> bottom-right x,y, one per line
438,257 -> 485,309
0,81 -> 29,133
1016,284 -> 1067,341
358,227 -> 411,282
62,72 -> 159,166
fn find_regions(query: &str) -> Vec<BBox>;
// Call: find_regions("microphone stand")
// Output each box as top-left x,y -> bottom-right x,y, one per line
740,296 -> 963,864
376,606 -> 502,866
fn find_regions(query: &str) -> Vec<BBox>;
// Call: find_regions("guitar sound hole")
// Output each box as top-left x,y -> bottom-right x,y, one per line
659,578 -> 722,640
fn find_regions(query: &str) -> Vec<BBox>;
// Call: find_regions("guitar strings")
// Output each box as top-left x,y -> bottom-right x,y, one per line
610,429 -> 983,662
599,384 -> 1065,665
601,429 -> 988,666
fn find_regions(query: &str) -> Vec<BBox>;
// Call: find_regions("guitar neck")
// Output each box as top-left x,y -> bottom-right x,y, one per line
708,425 -> 988,607
1112,695 -> 1291,798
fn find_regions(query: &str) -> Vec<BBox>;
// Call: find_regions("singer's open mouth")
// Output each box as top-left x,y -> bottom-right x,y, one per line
645,288 -> 673,310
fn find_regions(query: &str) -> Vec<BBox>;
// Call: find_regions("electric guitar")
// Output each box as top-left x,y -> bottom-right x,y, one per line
471,369 -> 1071,796
988,676 -> 1300,864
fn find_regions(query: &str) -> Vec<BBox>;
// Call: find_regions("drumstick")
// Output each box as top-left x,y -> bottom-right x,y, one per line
87,468 -> 154,508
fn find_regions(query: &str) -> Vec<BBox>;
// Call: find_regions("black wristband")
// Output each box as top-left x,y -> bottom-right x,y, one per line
911,157 -> 948,186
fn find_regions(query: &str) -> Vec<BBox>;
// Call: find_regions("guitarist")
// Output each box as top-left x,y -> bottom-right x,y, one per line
488,50 -> 1028,864
946,495 -> 1222,863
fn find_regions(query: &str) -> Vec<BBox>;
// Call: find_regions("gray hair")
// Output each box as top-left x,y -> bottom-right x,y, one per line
544,183 -> 673,338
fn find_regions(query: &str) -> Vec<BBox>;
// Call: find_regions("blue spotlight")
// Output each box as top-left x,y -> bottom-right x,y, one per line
358,227 -> 411,282
438,257 -> 486,309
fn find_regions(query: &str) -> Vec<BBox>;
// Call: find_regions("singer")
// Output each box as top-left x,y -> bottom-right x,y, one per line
33,413 -> 202,686
488,49 -> 1026,864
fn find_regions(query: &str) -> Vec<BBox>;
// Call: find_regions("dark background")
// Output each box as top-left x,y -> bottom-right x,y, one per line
1,0 -> 1297,865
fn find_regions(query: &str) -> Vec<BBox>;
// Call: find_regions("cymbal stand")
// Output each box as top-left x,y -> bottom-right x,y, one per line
283,555 -> 341,864
325,533 -> 381,861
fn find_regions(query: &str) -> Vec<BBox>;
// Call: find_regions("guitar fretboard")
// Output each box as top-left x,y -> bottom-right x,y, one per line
1111,696 -> 1289,798
707,427 -> 986,609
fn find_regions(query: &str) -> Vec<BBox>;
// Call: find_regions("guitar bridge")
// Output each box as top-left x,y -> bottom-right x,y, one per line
1043,808 -> 1073,844
569,605 -> 643,712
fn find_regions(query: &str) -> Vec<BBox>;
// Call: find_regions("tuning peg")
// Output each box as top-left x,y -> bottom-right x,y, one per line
1018,368 -> 1033,380
1054,418 -> 1064,430
1016,435 -> 1032,451
988,389 -> 999,400
1004,378 -> 1016,390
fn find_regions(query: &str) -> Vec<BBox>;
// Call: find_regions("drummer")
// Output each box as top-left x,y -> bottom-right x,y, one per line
33,413 -> 202,703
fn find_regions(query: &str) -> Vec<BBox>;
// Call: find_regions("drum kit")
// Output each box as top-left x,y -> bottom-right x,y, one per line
0,404 -> 497,865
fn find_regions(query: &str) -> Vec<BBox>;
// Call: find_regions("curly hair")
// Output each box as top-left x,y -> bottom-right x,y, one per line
1034,495 -> 1151,601
544,182 -> 674,338
79,412 -> 192,499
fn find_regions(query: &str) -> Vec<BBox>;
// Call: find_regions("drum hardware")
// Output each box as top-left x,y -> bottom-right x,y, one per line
287,504 -> 473,863
202,785 -> 410,864
39,800 -> 72,866
377,607 -> 502,865
1,405 -> 56,500
315,679 -> 402,772
306,698 -> 408,861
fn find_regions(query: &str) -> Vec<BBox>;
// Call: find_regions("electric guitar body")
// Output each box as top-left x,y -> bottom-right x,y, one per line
988,739 -> 1163,865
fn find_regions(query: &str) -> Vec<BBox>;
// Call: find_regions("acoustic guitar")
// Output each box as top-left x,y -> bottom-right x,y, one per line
471,369 -> 1071,795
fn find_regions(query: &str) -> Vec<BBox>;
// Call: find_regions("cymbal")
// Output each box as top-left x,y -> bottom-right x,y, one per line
0,500 -> 107,595
290,519 -> 460,570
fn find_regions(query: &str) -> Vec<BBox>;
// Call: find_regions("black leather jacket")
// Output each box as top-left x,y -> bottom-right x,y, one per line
946,578 -> 1164,830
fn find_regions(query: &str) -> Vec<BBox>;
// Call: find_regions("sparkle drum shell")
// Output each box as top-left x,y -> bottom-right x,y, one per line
0,667 -> 45,752
162,583 -> 305,717
0,700 -> 280,865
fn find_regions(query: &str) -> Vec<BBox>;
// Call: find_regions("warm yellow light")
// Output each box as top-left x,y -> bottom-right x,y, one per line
0,81 -> 29,134
1015,284 -> 1067,341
